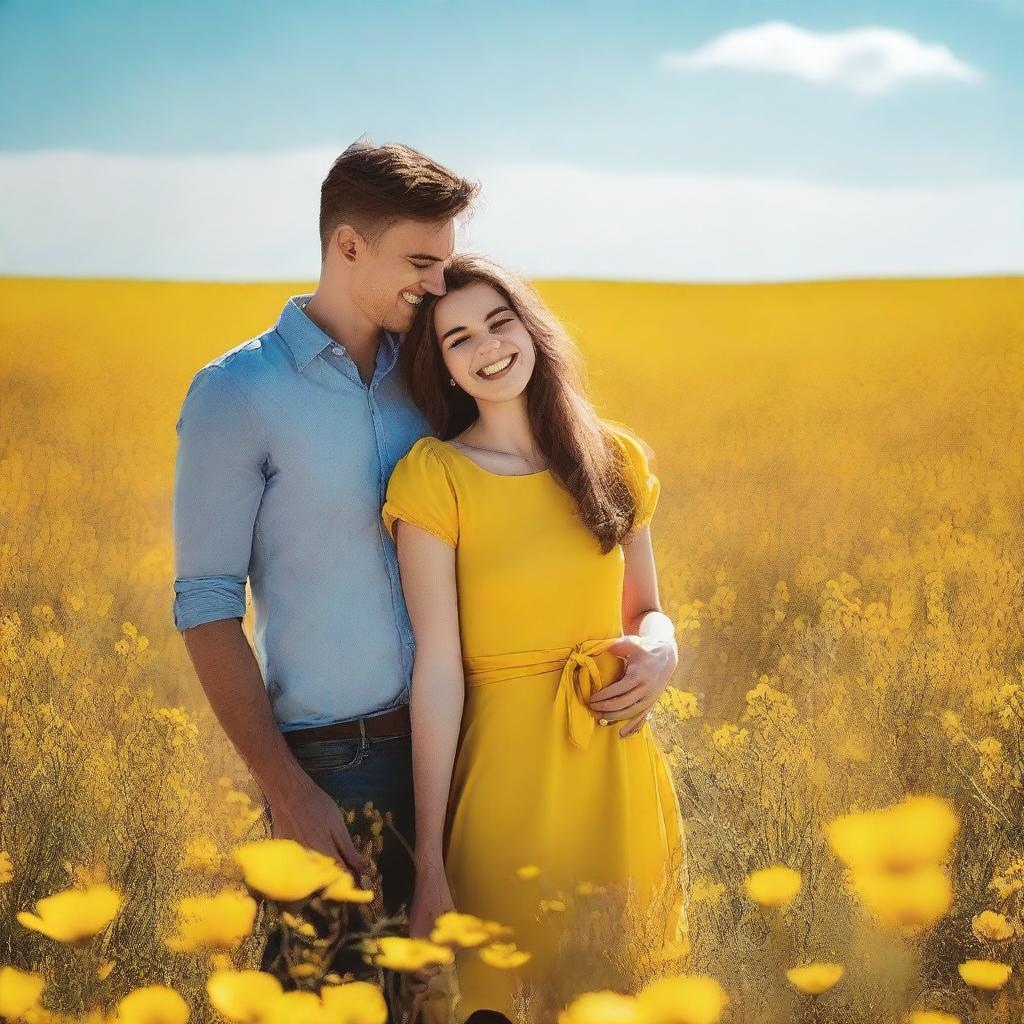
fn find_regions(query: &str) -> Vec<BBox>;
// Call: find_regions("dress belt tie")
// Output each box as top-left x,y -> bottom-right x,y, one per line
461,638 -> 625,751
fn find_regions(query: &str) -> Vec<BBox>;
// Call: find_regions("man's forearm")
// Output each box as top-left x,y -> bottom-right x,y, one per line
182,618 -> 307,803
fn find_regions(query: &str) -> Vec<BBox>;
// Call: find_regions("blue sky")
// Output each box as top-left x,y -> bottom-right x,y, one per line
1,0 -> 1022,280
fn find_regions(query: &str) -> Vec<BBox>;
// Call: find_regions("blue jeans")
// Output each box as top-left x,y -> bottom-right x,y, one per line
259,730 -> 417,1016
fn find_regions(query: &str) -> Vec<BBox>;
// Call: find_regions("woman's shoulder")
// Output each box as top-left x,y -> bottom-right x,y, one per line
398,434 -> 453,470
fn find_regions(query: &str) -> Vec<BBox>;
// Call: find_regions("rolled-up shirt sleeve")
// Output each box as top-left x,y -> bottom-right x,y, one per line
172,365 -> 267,632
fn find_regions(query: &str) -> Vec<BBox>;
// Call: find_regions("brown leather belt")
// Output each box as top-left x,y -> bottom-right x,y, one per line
283,704 -> 411,746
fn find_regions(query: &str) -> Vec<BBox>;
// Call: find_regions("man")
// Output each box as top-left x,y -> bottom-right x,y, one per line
172,138 -> 479,1017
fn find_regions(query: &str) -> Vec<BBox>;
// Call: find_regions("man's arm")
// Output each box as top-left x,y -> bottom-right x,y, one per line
172,366 -> 367,873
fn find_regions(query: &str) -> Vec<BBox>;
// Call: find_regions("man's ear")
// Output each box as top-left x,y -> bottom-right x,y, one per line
334,224 -> 361,264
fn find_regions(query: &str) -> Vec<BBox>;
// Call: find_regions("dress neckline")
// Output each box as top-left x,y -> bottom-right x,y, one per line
435,438 -> 552,479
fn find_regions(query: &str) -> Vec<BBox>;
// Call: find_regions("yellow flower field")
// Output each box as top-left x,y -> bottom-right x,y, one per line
1,275 -> 1023,1023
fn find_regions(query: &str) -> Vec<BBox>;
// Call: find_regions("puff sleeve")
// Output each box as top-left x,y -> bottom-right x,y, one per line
382,439 -> 459,549
612,427 -> 661,530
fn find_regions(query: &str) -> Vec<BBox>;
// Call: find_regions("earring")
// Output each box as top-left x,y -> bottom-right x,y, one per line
449,377 -> 456,387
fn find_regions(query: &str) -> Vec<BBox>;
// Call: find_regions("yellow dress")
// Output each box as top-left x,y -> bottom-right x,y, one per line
381,425 -> 688,1023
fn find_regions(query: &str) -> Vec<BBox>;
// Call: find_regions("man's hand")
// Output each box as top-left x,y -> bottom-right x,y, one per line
267,772 -> 371,878
589,634 -> 679,738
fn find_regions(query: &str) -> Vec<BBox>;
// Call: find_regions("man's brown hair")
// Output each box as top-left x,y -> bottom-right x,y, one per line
319,139 -> 480,259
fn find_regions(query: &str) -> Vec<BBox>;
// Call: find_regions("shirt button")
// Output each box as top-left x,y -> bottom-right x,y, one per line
331,344 -> 345,356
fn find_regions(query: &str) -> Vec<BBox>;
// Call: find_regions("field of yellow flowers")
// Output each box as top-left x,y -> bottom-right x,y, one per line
1,275 -> 1023,1024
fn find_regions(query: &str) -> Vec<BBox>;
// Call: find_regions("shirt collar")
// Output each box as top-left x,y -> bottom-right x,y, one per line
275,294 -> 400,376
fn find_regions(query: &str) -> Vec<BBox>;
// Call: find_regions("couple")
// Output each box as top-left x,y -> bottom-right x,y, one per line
172,139 -> 687,1024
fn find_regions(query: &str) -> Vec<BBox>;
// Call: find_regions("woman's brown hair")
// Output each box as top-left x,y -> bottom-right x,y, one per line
399,252 -> 654,554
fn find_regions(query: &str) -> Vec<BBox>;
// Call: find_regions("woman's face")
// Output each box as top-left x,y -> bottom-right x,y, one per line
433,281 -> 536,402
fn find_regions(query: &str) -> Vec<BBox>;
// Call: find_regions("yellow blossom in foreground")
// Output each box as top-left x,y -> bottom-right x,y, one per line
116,985 -> 190,1024
232,840 -> 343,902
478,943 -> 532,969
206,970 -> 284,1022
430,911 -> 492,948
744,866 -> 801,908
637,974 -> 729,1024
852,865 -> 952,928
515,865 -> 541,881
908,1012 -> 960,1024
165,889 -> 257,952
16,882 -> 121,945
785,963 -> 845,995
0,851 -> 13,884
319,981 -> 388,1024
827,796 -> 958,872
261,991 -> 333,1024
0,966 -> 45,1020
971,910 -> 1013,941
320,870 -> 374,904
558,991 -> 643,1024
368,937 -> 454,972
957,959 -> 1012,990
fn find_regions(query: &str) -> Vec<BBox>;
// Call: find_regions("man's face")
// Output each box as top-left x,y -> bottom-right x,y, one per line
349,217 -> 454,333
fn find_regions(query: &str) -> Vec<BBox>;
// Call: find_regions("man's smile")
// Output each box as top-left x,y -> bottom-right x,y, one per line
401,291 -> 423,306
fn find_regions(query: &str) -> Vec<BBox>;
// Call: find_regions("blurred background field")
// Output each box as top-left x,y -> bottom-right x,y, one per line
2,274 -> 1024,1022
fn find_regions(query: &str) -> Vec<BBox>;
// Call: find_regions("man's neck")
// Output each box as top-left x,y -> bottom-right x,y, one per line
303,288 -> 384,382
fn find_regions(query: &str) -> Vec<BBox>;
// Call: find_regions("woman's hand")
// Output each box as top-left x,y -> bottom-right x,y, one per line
406,858 -> 456,993
590,633 -> 679,738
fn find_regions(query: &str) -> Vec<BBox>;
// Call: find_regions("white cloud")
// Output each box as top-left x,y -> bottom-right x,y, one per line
659,21 -> 984,94
0,148 -> 1021,282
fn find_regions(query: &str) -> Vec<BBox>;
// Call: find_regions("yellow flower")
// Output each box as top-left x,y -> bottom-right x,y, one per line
116,985 -> 190,1024
478,943 -> 532,969
637,974 -> 729,1024
908,1013 -> 960,1024
281,912 -> 317,937
320,981 -> 388,1024
956,959 -> 1012,991
971,910 -> 1013,941
206,970 -> 284,1023
261,991 -> 333,1024
827,796 -> 958,872
321,870 -> 374,904
232,840 -> 344,902
367,937 -> 454,972
558,991 -> 644,1024
690,878 -> 726,906
785,963 -> 845,995
0,851 -> 13,885
164,890 -> 257,952
744,866 -> 801,908
0,966 -> 45,1020
539,899 -> 566,913
515,865 -> 541,881
852,866 -> 952,928
430,911 -> 493,948
178,837 -> 222,873
16,882 -> 121,945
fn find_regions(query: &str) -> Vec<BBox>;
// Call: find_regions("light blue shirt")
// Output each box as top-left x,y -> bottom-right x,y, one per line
172,295 -> 433,730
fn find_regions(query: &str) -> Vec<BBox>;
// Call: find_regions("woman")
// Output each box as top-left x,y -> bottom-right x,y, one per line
380,253 -> 687,1024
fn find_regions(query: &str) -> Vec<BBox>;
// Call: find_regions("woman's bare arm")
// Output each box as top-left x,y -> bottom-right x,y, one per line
392,519 -> 465,872
588,524 -> 680,737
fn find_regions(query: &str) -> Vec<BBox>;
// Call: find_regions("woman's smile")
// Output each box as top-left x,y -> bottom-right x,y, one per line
476,351 -> 518,380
